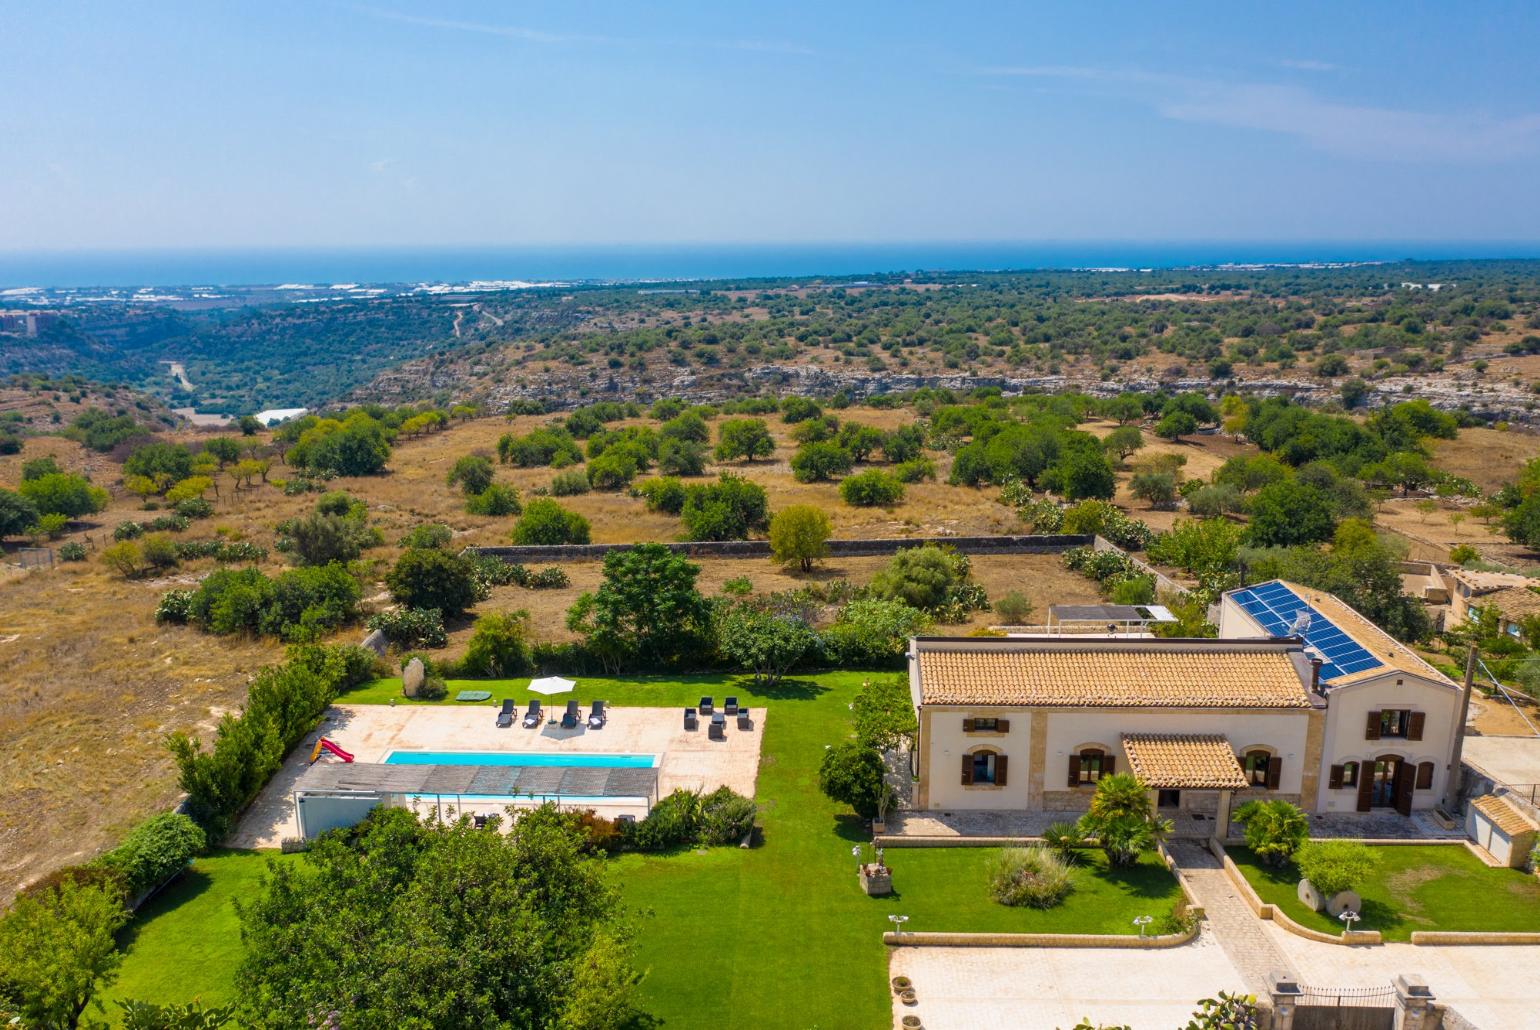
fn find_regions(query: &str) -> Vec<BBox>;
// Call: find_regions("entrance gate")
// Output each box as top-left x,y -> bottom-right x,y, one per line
1292,985 -> 1395,1030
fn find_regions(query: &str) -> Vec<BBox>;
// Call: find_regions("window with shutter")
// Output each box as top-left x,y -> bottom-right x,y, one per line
1342,761 -> 1359,787
1067,754 -> 1081,787
996,718 -> 1010,733
1329,764 -> 1344,790
962,718 -> 975,732
961,753 -> 973,784
1416,761 -> 1435,790
1244,750 -> 1272,787
1365,710 -> 1382,740
1103,754 -> 1115,777
1266,756 -> 1282,789
1407,711 -> 1426,741
1355,771 -> 1373,812
995,754 -> 1009,787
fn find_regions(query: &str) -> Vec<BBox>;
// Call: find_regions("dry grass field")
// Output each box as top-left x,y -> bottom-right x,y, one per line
0,405 -> 1101,896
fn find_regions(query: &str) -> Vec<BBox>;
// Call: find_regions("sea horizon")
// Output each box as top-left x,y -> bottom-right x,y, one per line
4,239 -> 1540,290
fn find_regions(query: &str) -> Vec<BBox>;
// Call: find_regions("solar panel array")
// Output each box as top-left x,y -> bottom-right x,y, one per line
1229,581 -> 1384,682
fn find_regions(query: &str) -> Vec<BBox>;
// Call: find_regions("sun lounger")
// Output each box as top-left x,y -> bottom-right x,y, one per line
561,699 -> 580,729
724,696 -> 739,715
709,712 -> 727,740
496,699 -> 515,728
522,700 -> 542,728
587,700 -> 607,729
684,707 -> 698,730
737,707 -> 751,730
699,696 -> 714,715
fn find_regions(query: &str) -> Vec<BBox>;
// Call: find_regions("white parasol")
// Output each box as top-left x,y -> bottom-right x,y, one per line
527,676 -> 577,696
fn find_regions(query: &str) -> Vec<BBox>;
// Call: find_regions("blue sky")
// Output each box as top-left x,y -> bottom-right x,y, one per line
3,1 -> 1539,249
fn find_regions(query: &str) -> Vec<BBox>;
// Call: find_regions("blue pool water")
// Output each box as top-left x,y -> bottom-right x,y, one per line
384,750 -> 656,769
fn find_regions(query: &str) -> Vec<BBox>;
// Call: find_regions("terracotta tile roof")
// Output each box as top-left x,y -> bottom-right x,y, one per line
1472,794 -> 1540,837
912,638 -> 1313,708
1272,581 -> 1457,688
1447,569 -> 1535,594
1476,585 -> 1540,623
1121,733 -> 1250,790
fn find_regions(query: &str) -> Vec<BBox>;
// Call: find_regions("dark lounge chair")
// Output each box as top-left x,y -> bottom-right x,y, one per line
561,699 -> 580,729
699,696 -> 714,715
522,699 -> 542,728
724,696 -> 739,715
709,712 -> 727,740
587,700 -> 607,729
496,699 -> 515,728
684,707 -> 698,731
737,707 -> 752,730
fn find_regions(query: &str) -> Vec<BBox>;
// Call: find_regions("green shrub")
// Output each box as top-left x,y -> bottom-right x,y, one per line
385,548 -> 480,618
637,476 -> 686,514
1042,822 -> 1090,862
1295,840 -> 1379,898
549,469 -> 591,496
156,589 -> 194,624
988,847 -> 1075,908
58,541 -> 87,562
634,789 -> 702,851
512,498 -> 591,545
174,496 -> 215,519
893,457 -> 936,483
817,743 -> 890,819
790,441 -> 853,482
400,522 -> 453,549
679,474 -> 768,541
698,786 -> 757,846
465,483 -> 522,516
99,813 -> 206,898
1234,799 -> 1308,866
115,520 -> 145,541
459,610 -> 533,677
367,607 -> 448,649
839,469 -> 904,507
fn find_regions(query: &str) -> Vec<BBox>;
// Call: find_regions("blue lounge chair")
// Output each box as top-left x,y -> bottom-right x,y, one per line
561,699 -> 580,729
496,699 -> 514,728
587,700 -> 607,729
522,700 -> 542,728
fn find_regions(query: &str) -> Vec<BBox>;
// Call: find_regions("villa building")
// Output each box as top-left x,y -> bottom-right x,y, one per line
906,580 -> 1463,830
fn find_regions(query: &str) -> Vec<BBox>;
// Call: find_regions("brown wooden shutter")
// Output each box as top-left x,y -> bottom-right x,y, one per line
1104,754 -> 1116,777
1067,754 -> 1081,787
1356,770 -> 1373,812
1329,764 -> 1344,790
1416,761 -> 1435,790
995,754 -> 1009,786
996,718 -> 1010,733
1266,756 -> 1282,789
961,753 -> 973,785
1394,762 -> 1415,816
1407,712 -> 1426,742
962,718 -> 975,732
1365,710 -> 1382,740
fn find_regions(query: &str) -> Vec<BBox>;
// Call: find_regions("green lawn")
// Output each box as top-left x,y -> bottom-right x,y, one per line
886,848 -> 1183,934
99,850 -> 296,1024
105,671 -> 1182,1028
1229,844 -> 1540,942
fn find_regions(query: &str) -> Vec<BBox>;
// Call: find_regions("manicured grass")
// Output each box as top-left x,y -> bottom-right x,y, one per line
886,848 -> 1183,934
1229,844 -> 1540,942
106,671 -> 1184,1028
98,850 -> 296,1025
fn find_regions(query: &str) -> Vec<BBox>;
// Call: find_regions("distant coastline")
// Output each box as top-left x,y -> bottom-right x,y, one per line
4,240 -> 1540,290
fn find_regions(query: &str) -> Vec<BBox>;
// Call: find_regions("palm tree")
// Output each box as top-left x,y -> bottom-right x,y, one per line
1077,773 -> 1172,867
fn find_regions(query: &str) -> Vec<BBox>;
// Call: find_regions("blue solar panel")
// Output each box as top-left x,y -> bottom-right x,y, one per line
1229,581 -> 1383,683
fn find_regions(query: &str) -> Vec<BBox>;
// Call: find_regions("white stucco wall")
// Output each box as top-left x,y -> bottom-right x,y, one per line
1043,709 -> 1311,795
1217,596 -> 1268,638
922,706 -> 1032,811
1318,672 -> 1461,812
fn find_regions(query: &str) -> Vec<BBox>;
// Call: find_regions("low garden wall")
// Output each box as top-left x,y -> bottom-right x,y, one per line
472,533 -> 1093,564
883,925 -> 1198,948
1410,930 -> 1540,945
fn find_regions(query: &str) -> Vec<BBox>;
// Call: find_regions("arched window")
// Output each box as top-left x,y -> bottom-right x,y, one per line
961,747 -> 1008,786
1242,748 -> 1280,789
1341,761 -> 1360,788
1067,745 -> 1114,786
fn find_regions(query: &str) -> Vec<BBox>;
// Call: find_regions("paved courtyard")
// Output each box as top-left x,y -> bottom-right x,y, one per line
1464,732 -> 1540,790
229,703 -> 764,847
889,929 -> 1247,1030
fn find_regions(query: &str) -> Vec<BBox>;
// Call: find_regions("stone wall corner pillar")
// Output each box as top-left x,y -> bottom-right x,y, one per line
1269,972 -> 1301,1030
1393,974 -> 1436,1030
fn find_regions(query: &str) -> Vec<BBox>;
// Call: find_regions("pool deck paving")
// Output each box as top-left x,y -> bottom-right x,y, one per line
229,702 -> 765,848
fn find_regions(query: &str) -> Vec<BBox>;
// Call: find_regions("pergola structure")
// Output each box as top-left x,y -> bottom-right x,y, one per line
1120,733 -> 1250,838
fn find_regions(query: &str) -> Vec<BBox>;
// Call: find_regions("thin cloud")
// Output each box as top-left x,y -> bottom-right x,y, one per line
1277,58 -> 1338,73
977,64 -> 1540,162
354,6 -> 812,56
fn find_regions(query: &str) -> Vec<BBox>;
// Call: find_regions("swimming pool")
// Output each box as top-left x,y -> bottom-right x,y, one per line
384,750 -> 657,769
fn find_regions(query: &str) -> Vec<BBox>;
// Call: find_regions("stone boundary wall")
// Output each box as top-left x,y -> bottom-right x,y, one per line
1090,536 -> 1187,595
472,533 -> 1093,564
1410,930 -> 1540,945
875,835 -> 1043,848
882,924 -> 1199,949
